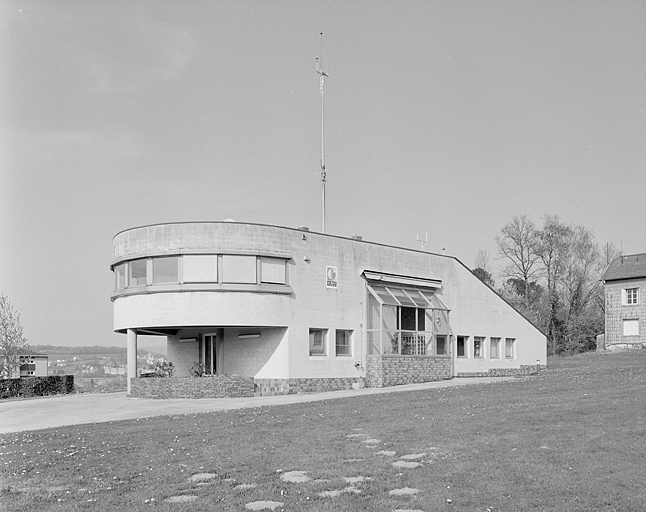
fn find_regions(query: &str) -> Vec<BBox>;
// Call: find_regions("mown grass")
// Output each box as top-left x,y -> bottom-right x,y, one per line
2,350 -> 645,511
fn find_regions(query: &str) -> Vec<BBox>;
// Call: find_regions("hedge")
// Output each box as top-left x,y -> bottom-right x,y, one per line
0,375 -> 75,399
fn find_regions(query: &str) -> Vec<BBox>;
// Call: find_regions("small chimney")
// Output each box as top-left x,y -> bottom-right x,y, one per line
298,226 -> 310,232
351,235 -> 362,241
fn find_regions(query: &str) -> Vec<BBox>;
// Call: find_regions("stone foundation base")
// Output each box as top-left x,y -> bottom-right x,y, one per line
456,365 -> 545,378
130,376 -> 362,398
365,355 -> 452,388
606,343 -> 646,351
253,377 -> 360,396
130,374 -> 254,399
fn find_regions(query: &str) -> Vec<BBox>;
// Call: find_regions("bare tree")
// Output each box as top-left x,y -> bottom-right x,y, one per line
0,294 -> 29,379
474,250 -> 491,273
495,214 -> 540,308
560,225 -> 603,320
473,250 -> 495,287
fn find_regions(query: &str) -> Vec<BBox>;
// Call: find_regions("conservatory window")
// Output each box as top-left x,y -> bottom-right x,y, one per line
366,281 -> 449,356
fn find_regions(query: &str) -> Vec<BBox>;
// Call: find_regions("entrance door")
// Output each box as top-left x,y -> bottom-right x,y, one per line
201,334 -> 217,374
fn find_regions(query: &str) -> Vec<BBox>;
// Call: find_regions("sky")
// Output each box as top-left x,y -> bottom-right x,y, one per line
1,0 -> 645,349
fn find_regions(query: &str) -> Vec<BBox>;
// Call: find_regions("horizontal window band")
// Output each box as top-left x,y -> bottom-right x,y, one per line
110,283 -> 293,301
110,250 -> 292,268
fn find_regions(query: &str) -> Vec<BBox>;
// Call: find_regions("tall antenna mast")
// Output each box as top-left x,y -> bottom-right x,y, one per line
316,32 -> 329,233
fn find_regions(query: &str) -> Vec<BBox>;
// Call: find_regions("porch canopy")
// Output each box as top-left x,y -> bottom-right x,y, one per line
363,271 -> 451,356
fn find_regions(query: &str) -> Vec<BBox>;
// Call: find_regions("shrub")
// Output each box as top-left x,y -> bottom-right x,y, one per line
189,361 -> 206,377
152,361 -> 175,378
0,375 -> 74,399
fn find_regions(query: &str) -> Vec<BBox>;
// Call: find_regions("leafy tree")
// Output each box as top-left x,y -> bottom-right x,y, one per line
534,216 -> 572,352
473,267 -> 495,287
0,294 -> 29,379
494,214 -> 614,355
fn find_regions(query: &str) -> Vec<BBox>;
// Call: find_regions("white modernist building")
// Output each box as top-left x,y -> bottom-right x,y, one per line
111,222 -> 546,396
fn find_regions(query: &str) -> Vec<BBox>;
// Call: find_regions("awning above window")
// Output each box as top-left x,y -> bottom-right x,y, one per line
366,283 -> 449,311
362,270 -> 442,290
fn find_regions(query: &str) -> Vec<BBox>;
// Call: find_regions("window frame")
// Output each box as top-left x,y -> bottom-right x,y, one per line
260,257 -> 287,285
309,328 -> 328,356
490,337 -> 501,359
152,256 -> 179,284
623,319 -> 639,336
335,330 -> 353,357
474,336 -> 485,358
114,263 -> 126,290
128,259 -> 148,287
505,338 -> 516,359
624,287 -> 639,306
457,336 -> 468,358
182,254 -> 218,283
435,334 -> 448,356
221,254 -> 257,284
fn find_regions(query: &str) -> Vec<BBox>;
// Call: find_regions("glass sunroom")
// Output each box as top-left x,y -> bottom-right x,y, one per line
364,272 -> 451,357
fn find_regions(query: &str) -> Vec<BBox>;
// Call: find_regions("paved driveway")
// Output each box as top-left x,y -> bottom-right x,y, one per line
0,377 -> 513,434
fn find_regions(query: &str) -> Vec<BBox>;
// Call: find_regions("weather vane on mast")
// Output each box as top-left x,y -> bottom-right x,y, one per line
316,32 -> 329,234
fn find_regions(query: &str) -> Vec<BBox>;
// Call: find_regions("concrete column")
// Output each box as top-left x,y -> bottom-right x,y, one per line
127,329 -> 137,395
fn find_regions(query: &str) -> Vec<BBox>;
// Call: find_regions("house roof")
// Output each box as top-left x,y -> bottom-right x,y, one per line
602,253 -> 646,282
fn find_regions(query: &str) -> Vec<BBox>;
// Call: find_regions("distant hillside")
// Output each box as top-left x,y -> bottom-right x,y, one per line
29,345 -> 166,356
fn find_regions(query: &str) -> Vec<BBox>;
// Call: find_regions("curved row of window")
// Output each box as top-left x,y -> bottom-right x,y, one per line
113,254 -> 288,291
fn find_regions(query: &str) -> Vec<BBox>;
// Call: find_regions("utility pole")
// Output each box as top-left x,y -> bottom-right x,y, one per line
316,33 -> 329,233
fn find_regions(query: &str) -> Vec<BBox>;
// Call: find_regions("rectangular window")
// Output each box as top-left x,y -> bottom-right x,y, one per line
260,257 -> 286,284
505,338 -> 515,359
623,319 -> 639,336
183,255 -> 218,283
153,257 -> 179,284
222,255 -> 256,284
457,336 -> 467,358
115,263 -> 126,290
335,330 -> 352,356
474,337 -> 484,358
624,288 -> 639,305
436,335 -> 448,355
128,259 -> 147,286
490,337 -> 500,359
309,329 -> 327,356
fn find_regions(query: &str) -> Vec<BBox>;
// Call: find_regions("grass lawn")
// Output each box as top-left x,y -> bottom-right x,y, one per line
2,350 -> 645,511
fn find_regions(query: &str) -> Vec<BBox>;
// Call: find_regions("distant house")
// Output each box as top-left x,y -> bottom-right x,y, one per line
601,253 -> 646,349
18,355 -> 48,378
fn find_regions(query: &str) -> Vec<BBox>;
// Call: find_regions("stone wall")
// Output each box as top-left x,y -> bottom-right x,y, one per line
456,365 -> 545,378
254,377 -> 360,396
130,376 -> 361,398
130,375 -> 255,399
365,355 -> 452,388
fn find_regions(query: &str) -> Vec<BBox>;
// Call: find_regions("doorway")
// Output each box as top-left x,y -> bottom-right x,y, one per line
201,333 -> 217,374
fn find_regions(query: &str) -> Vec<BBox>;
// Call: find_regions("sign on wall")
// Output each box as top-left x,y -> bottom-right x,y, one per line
326,266 -> 338,289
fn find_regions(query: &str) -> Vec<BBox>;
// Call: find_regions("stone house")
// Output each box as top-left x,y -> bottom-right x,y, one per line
601,253 -> 646,349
